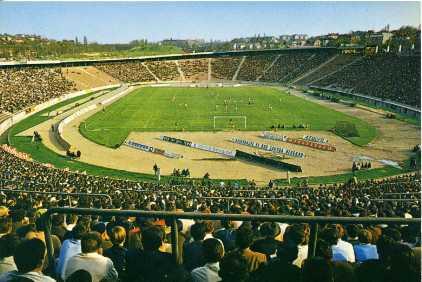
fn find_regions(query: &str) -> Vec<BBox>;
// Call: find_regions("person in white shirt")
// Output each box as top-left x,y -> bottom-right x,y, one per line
322,225 -> 355,263
0,238 -> 55,282
191,238 -> 224,282
64,232 -> 118,282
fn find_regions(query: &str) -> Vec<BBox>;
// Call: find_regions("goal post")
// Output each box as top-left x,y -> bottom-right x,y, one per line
213,116 -> 247,130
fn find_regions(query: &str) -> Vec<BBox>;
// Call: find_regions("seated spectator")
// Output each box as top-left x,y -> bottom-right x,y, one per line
219,251 -> 250,282
321,225 -> 355,263
56,222 -> 87,280
183,222 -> 206,271
65,269 -> 92,282
103,226 -> 127,279
191,238 -> 224,282
0,234 -> 20,274
255,241 -> 301,282
214,220 -> 236,252
353,229 -> 379,262
284,224 -> 308,268
302,257 -> 334,282
388,243 -> 420,282
0,217 -> 11,238
63,232 -> 118,282
235,225 -> 266,272
0,238 -> 55,282
126,226 -> 188,282
251,222 -> 282,260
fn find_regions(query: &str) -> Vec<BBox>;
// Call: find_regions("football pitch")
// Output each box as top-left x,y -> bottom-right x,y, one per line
79,86 -> 377,147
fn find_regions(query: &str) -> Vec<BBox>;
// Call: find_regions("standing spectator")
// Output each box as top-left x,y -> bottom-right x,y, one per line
191,238 -> 224,282
64,232 -> 118,282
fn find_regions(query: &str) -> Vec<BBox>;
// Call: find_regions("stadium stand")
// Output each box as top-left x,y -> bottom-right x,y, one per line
0,67 -> 76,113
0,143 -> 420,281
144,60 -> 181,81
312,54 -> 421,107
94,62 -> 157,83
211,56 -> 242,80
237,54 -> 277,81
178,59 -> 209,81
0,50 -> 420,282
294,54 -> 360,86
61,67 -> 120,90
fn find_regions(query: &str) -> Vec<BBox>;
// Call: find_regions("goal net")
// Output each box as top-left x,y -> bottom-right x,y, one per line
213,116 -> 247,130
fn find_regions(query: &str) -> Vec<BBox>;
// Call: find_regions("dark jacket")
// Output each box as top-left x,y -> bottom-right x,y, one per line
126,248 -> 188,282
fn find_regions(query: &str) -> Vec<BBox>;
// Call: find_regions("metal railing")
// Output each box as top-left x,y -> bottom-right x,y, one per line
0,189 -> 112,206
41,207 -> 421,270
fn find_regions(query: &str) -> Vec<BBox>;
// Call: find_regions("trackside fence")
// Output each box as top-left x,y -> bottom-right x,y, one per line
0,189 -> 112,206
41,208 -> 421,270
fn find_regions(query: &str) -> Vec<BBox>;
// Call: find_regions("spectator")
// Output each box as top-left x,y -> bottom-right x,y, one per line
56,222 -> 87,280
235,225 -> 266,272
0,234 -> 20,274
191,238 -> 224,282
63,232 -> 118,282
103,226 -> 127,279
126,226 -> 187,282
183,222 -> 206,271
219,252 -> 250,282
0,238 -> 54,282
250,222 -> 282,260
353,229 -> 379,262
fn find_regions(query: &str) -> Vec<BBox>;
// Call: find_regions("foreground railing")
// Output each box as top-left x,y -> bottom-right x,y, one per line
41,207 -> 421,270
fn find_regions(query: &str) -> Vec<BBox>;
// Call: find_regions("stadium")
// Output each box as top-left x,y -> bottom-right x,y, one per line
0,2 -> 421,282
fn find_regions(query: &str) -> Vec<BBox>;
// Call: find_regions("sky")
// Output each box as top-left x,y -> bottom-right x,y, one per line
0,1 -> 420,43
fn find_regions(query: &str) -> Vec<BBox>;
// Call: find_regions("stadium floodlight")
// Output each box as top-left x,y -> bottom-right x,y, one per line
213,115 -> 247,130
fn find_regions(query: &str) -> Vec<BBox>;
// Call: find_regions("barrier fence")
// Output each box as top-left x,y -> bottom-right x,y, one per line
41,207 -> 421,270
0,189 -> 112,206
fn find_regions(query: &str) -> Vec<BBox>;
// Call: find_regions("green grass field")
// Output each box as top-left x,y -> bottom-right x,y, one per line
80,86 -> 377,147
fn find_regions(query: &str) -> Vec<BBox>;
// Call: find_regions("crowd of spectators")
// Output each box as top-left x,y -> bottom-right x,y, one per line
211,57 -> 242,81
94,62 -> 156,83
178,59 -> 209,81
313,55 -> 421,107
295,54 -> 359,86
236,55 -> 276,81
0,144 -> 421,281
144,61 -> 181,81
0,67 -> 76,113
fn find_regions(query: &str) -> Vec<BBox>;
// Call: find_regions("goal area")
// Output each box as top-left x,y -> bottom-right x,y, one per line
213,116 -> 247,130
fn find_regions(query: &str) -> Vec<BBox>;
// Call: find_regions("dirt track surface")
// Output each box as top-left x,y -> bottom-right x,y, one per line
21,85 -> 420,183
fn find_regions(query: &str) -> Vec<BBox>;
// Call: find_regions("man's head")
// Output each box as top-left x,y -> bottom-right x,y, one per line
141,226 -> 164,251
358,229 -> 373,244
260,222 -> 281,239
81,232 -> 103,254
235,226 -> 254,250
203,238 -> 224,263
0,234 -> 20,259
190,222 -> 206,241
109,226 -> 126,246
14,238 -> 46,273
219,251 -> 249,282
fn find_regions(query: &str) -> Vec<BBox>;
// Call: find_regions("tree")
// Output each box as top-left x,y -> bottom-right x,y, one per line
75,36 -> 79,45
83,36 -> 88,46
